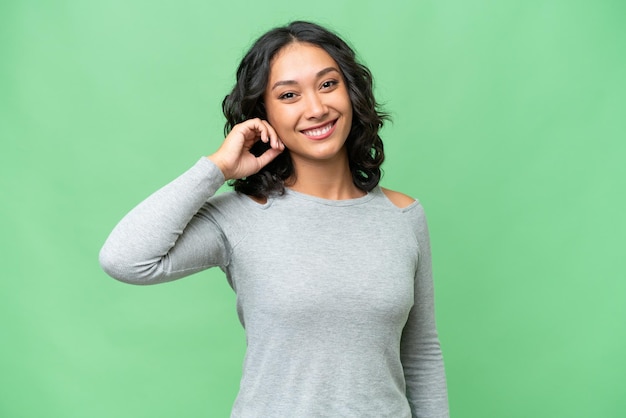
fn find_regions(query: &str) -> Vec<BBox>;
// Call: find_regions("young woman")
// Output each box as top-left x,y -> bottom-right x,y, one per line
100,21 -> 449,417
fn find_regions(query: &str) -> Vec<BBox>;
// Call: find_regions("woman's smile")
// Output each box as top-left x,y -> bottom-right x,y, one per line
300,119 -> 337,140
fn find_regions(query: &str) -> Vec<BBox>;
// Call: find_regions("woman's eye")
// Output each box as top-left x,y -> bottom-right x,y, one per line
321,80 -> 338,89
279,92 -> 296,100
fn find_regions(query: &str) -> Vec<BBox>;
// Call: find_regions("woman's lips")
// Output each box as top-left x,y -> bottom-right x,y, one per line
300,120 -> 337,140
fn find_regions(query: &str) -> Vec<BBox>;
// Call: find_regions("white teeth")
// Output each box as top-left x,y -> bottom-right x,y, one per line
302,122 -> 333,137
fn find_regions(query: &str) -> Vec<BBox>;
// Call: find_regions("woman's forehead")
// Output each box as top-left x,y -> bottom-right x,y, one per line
268,42 -> 339,83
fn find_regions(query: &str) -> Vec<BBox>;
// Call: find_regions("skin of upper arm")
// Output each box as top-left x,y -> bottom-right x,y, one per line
381,187 -> 416,209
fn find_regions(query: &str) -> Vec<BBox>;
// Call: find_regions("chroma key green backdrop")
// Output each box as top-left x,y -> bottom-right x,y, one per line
1,1 -> 624,417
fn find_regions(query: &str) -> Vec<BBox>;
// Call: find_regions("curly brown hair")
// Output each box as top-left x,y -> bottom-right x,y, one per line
222,21 -> 388,198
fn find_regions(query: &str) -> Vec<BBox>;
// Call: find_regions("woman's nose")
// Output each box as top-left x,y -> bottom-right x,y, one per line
304,93 -> 328,119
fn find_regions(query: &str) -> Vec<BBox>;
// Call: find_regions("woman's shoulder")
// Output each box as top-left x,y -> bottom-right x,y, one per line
380,187 -> 417,209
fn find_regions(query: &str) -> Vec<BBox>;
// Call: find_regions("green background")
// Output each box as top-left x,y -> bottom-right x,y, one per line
2,1 -> 624,417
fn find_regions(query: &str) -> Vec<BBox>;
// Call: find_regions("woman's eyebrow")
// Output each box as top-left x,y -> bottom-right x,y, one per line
316,66 -> 340,78
270,67 -> 340,91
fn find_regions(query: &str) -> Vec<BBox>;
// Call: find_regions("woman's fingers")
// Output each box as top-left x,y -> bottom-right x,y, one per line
261,120 -> 284,151
242,118 -> 283,151
252,120 -> 283,166
209,118 -> 284,180
254,146 -> 282,168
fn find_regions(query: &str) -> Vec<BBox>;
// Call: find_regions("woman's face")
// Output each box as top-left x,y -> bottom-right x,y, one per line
263,42 -> 353,165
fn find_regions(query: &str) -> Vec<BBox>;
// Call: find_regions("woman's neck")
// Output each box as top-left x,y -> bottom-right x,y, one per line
287,153 -> 365,200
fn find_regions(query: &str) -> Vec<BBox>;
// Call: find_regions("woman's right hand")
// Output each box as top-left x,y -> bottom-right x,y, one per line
208,118 -> 285,180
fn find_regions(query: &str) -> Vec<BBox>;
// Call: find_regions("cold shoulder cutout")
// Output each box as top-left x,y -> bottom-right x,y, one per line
381,187 -> 416,209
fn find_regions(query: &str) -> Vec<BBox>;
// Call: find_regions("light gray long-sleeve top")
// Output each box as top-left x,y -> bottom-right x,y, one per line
99,157 -> 449,417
